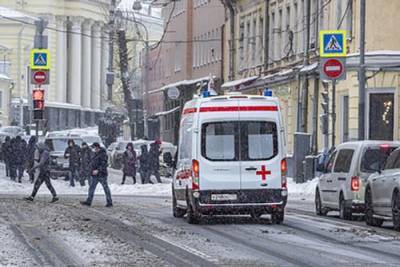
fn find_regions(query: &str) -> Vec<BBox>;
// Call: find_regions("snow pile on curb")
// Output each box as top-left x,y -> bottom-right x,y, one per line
287,177 -> 318,202
0,176 -> 171,197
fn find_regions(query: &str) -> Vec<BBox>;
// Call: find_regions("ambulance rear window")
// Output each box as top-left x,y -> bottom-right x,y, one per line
202,122 -> 238,161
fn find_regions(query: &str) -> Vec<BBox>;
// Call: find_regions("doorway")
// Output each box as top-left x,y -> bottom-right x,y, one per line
368,92 -> 394,140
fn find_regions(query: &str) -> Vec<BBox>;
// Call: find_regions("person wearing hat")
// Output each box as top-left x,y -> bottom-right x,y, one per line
24,142 -> 58,203
64,139 -> 81,187
80,142 -> 112,207
80,142 -> 93,186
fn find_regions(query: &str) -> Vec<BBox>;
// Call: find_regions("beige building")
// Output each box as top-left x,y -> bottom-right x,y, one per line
0,1 -> 111,129
222,0 -> 400,155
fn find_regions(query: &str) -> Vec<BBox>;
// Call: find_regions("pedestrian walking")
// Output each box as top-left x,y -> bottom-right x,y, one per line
26,136 -> 38,183
2,136 -> 11,177
80,143 -> 112,207
138,144 -> 150,184
80,142 -> 92,186
64,139 -> 81,187
24,142 -> 58,203
121,143 -> 137,185
148,140 -> 162,183
9,138 -> 18,181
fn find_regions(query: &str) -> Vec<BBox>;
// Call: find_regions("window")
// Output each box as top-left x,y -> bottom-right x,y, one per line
334,149 -> 354,173
294,3 -> 298,53
326,151 -> 337,173
178,117 -> 193,161
201,121 -> 278,162
341,95 -> 349,142
252,19 -> 257,64
241,121 -> 278,160
202,122 -> 237,161
361,146 -> 398,172
277,9 -> 283,59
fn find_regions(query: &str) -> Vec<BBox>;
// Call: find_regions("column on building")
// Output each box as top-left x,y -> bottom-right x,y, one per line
81,19 -> 93,108
100,25 -> 110,109
56,16 -> 67,103
68,17 -> 83,106
91,22 -> 102,110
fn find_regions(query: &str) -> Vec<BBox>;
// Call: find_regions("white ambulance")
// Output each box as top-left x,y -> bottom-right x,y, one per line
172,94 -> 287,224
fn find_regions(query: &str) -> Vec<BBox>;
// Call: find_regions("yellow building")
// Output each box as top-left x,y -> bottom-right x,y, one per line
223,0 -> 400,155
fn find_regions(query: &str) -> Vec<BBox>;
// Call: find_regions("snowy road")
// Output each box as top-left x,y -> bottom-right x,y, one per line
1,194 -> 400,266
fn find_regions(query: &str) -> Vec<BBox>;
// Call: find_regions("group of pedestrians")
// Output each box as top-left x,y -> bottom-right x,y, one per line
120,140 -> 163,185
1,135 -> 37,183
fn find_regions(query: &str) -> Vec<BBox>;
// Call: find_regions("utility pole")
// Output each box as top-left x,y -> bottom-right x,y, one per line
117,29 -> 136,140
299,0 -> 311,132
358,0 -> 366,140
332,80 -> 336,147
107,0 -> 116,102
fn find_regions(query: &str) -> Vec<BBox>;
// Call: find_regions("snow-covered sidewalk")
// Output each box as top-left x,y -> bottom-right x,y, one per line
287,177 -> 318,202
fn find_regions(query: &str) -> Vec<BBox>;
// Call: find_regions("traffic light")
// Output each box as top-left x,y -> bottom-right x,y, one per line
320,91 -> 329,135
32,89 -> 45,120
320,91 -> 329,115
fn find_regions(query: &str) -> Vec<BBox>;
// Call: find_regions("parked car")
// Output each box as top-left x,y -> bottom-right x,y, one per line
316,141 -> 400,220
81,134 -> 105,147
0,126 -> 24,142
365,147 -> 400,230
109,140 -> 131,169
45,136 -> 83,179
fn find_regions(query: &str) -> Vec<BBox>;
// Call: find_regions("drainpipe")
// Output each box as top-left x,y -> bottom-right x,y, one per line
263,0 -> 269,73
17,25 -> 26,126
300,0 -> 311,133
227,2 -> 236,81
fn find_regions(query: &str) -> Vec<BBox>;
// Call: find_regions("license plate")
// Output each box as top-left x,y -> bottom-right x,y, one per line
211,194 -> 237,201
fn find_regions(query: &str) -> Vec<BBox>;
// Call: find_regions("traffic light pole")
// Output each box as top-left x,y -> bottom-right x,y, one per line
332,80 -> 336,148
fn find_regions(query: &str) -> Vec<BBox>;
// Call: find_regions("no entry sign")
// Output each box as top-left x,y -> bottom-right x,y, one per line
31,70 -> 50,85
320,58 -> 346,81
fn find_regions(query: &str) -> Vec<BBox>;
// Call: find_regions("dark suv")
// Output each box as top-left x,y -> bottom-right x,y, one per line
45,137 -> 83,179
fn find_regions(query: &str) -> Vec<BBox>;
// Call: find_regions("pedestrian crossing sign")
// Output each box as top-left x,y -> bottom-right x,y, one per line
30,49 -> 50,70
320,30 -> 347,58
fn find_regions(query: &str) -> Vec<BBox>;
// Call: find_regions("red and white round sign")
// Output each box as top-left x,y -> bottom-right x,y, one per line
323,59 -> 344,79
33,71 -> 48,84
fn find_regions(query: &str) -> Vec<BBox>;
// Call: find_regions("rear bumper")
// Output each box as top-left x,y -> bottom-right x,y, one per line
191,189 -> 287,215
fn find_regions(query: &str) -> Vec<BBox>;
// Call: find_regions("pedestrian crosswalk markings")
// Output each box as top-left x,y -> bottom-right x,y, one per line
325,35 -> 342,51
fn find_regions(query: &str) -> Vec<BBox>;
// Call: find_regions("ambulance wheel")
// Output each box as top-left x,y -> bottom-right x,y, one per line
271,210 -> 284,224
172,193 -> 186,218
186,203 -> 200,224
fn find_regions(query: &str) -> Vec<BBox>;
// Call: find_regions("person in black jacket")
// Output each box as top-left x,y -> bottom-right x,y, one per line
24,142 -> 58,203
80,142 -> 93,186
148,140 -> 162,183
80,143 -> 112,207
138,144 -> 150,184
26,136 -> 38,183
64,139 -> 81,187
121,143 -> 137,185
2,136 -> 11,177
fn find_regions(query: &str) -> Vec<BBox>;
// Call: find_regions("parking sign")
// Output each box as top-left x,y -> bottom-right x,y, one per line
320,30 -> 347,58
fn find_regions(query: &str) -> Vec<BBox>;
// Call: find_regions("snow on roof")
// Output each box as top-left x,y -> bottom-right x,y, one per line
300,62 -> 318,73
148,76 -> 212,94
221,76 -> 259,88
0,73 -> 11,80
347,50 -> 400,57
155,106 -> 180,116
0,6 -> 37,20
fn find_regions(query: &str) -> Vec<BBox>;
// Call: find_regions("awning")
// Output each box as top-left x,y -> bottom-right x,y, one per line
300,62 -> 318,74
346,50 -> 400,70
155,106 -> 180,117
221,76 -> 259,89
148,76 -> 212,95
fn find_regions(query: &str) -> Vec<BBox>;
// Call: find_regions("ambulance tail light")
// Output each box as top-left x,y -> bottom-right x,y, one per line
192,159 -> 200,190
351,176 -> 360,192
281,158 -> 287,189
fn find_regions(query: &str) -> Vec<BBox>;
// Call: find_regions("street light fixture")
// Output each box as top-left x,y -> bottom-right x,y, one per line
132,0 -> 142,11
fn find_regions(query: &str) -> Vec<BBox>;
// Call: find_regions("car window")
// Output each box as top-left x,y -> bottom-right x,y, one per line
202,121 -> 238,161
46,138 -> 82,151
334,149 -> 354,173
326,151 -> 337,173
384,149 -> 400,170
241,121 -> 278,161
362,146 -> 398,172
179,117 -> 193,161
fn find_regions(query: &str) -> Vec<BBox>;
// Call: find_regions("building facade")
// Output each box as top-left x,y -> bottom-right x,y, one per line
143,0 -> 225,144
0,1 -> 111,130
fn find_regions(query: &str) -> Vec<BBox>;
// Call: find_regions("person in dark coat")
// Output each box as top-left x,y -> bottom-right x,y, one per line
138,144 -> 150,184
80,143 -> 112,207
121,143 -> 137,184
24,142 -> 58,203
2,136 -> 11,177
80,142 -> 93,186
64,139 -> 81,187
26,136 -> 38,183
148,140 -> 162,183
9,138 -> 18,181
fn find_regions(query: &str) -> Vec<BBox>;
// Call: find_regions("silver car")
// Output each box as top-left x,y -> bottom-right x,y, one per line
366,148 -> 400,230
